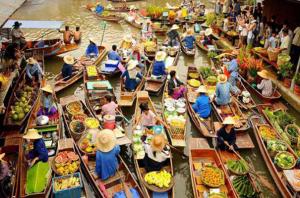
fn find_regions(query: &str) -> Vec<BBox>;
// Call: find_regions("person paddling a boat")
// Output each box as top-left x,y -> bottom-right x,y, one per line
128,45 -> 148,70
108,45 -> 121,61
216,116 -> 238,151
60,55 -> 75,82
168,70 -> 185,99
256,70 -> 273,97
182,28 -> 196,50
167,25 -> 180,47
25,57 -> 44,84
85,38 -> 99,58
37,84 -> 58,117
202,28 -> 214,46
23,129 -> 48,167
121,60 -> 143,91
95,129 -> 120,180
152,51 -> 167,79
142,134 -> 170,172
192,86 -> 212,119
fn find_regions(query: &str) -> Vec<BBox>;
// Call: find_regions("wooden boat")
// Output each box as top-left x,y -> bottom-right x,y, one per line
83,66 -> 130,145
54,46 -> 107,93
132,91 -> 174,197
162,80 -> 187,147
118,60 -> 149,107
189,138 -> 238,198
217,150 -> 261,197
250,117 -> 297,198
180,38 -> 196,57
186,66 -> 216,137
0,135 -> 22,198
239,75 -> 281,103
195,36 -> 218,53
86,6 -> 123,22
3,53 -> 44,128
234,77 -> 257,113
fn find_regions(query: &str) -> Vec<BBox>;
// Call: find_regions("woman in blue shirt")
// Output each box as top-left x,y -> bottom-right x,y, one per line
152,51 -> 167,77
37,84 -> 57,117
121,60 -> 143,91
215,74 -> 232,106
61,55 -> 74,81
226,58 -> 239,86
23,129 -> 48,167
95,129 -> 120,180
85,38 -> 99,58
107,45 -> 121,61
182,28 -> 196,50
192,86 -> 212,119
25,57 -> 44,83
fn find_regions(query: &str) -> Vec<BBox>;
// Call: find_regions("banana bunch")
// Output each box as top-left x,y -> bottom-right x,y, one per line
144,170 -> 172,188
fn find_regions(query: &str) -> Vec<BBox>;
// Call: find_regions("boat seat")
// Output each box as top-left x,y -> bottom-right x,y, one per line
102,171 -> 126,185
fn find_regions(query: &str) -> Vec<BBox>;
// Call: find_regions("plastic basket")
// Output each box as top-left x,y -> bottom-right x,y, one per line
52,172 -> 82,198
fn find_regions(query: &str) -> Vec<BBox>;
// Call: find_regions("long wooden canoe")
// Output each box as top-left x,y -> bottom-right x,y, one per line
86,6 -> 123,22
54,46 -> 107,93
162,80 -> 187,147
3,53 -> 44,128
250,117 -> 297,198
83,66 -> 131,145
118,60 -> 149,107
0,136 -> 22,198
189,138 -> 238,198
132,91 -> 174,198
217,150 -> 261,197
180,38 -> 196,57
239,75 -> 281,103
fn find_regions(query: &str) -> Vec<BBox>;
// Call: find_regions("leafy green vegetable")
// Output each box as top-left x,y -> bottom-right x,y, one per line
207,51 -> 218,59
275,111 -> 295,129
199,66 -> 215,79
287,126 -> 298,137
267,140 -> 287,152
26,161 -> 51,195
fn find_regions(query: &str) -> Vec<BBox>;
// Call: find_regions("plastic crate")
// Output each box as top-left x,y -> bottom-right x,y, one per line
52,172 -> 82,198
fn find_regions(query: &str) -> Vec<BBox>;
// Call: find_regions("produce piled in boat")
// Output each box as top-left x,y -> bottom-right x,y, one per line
227,159 -> 249,175
53,173 -> 81,192
232,175 -> 256,197
144,170 -> 172,188
200,166 -> 225,187
54,151 -> 80,175
274,151 -> 296,169
79,131 -> 97,154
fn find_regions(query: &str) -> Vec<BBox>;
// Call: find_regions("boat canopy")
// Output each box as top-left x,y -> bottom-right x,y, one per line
2,20 -> 64,29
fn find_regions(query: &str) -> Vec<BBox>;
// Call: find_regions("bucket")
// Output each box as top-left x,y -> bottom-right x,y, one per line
115,115 -> 124,127
103,115 -> 116,130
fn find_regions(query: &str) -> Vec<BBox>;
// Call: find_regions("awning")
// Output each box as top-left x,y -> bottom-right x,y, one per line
2,20 -> 64,29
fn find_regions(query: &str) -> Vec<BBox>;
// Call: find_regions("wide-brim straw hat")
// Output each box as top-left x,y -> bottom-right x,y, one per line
155,51 -> 167,61
187,29 -> 194,35
123,35 -> 133,43
222,116 -> 236,125
127,60 -> 138,70
196,85 -> 207,93
218,74 -> 227,83
257,70 -> 269,79
129,5 -> 137,10
41,84 -> 53,94
96,129 -> 117,152
151,134 -> 166,152
205,28 -> 213,36
133,45 -> 141,51
89,37 -> 97,45
171,24 -> 179,30
23,129 -> 43,140
27,57 -> 37,65
63,55 -> 75,65
0,153 -> 5,161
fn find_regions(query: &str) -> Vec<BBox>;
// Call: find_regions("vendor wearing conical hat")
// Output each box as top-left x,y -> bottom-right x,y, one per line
85,37 -> 99,58
24,129 -> 48,167
128,44 -> 148,70
37,84 -> 58,117
0,153 -> 9,181
60,55 -> 75,82
214,74 -> 232,106
95,129 -> 120,180
182,28 -> 196,50
256,70 -> 273,97
202,28 -> 213,46
152,51 -> 167,78
143,134 -> 170,172
121,60 -> 143,91
217,116 -> 238,151
167,24 -> 180,47
192,85 -> 212,119
25,57 -> 44,84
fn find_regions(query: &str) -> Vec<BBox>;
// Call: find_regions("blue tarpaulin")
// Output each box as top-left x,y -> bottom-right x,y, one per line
2,20 -> 63,29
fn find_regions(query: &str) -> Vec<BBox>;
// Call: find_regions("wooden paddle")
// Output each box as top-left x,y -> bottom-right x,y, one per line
117,170 -> 132,198
116,108 -> 131,124
167,143 -> 188,158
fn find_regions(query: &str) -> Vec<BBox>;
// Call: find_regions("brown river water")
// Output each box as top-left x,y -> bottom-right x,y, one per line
11,0 -> 300,197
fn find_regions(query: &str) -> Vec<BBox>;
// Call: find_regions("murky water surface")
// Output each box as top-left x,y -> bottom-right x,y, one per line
12,0 -> 300,197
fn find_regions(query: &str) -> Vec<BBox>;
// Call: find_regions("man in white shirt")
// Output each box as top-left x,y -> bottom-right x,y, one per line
280,29 -> 291,54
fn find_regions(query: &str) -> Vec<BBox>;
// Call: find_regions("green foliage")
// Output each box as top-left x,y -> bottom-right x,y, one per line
274,110 -> 295,129
205,12 -> 216,26
207,51 -> 218,59
278,61 -> 293,78
199,66 -> 215,79
26,161 -> 50,194
294,73 -> 300,86
146,5 -> 168,19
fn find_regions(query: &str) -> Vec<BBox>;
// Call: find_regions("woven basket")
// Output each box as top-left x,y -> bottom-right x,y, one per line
274,151 -> 296,170
285,124 -> 300,144
66,101 -> 83,116
267,48 -> 279,62
170,126 -> 184,139
69,120 -> 86,141
72,113 -> 88,122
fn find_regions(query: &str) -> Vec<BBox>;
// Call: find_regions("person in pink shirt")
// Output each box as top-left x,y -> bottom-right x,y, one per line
139,103 -> 169,129
101,95 -> 118,116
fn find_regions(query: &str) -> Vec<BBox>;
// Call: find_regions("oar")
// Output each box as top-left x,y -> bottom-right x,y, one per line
116,108 -> 130,124
167,143 -> 188,158
117,170 -> 132,198
34,30 -> 57,41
